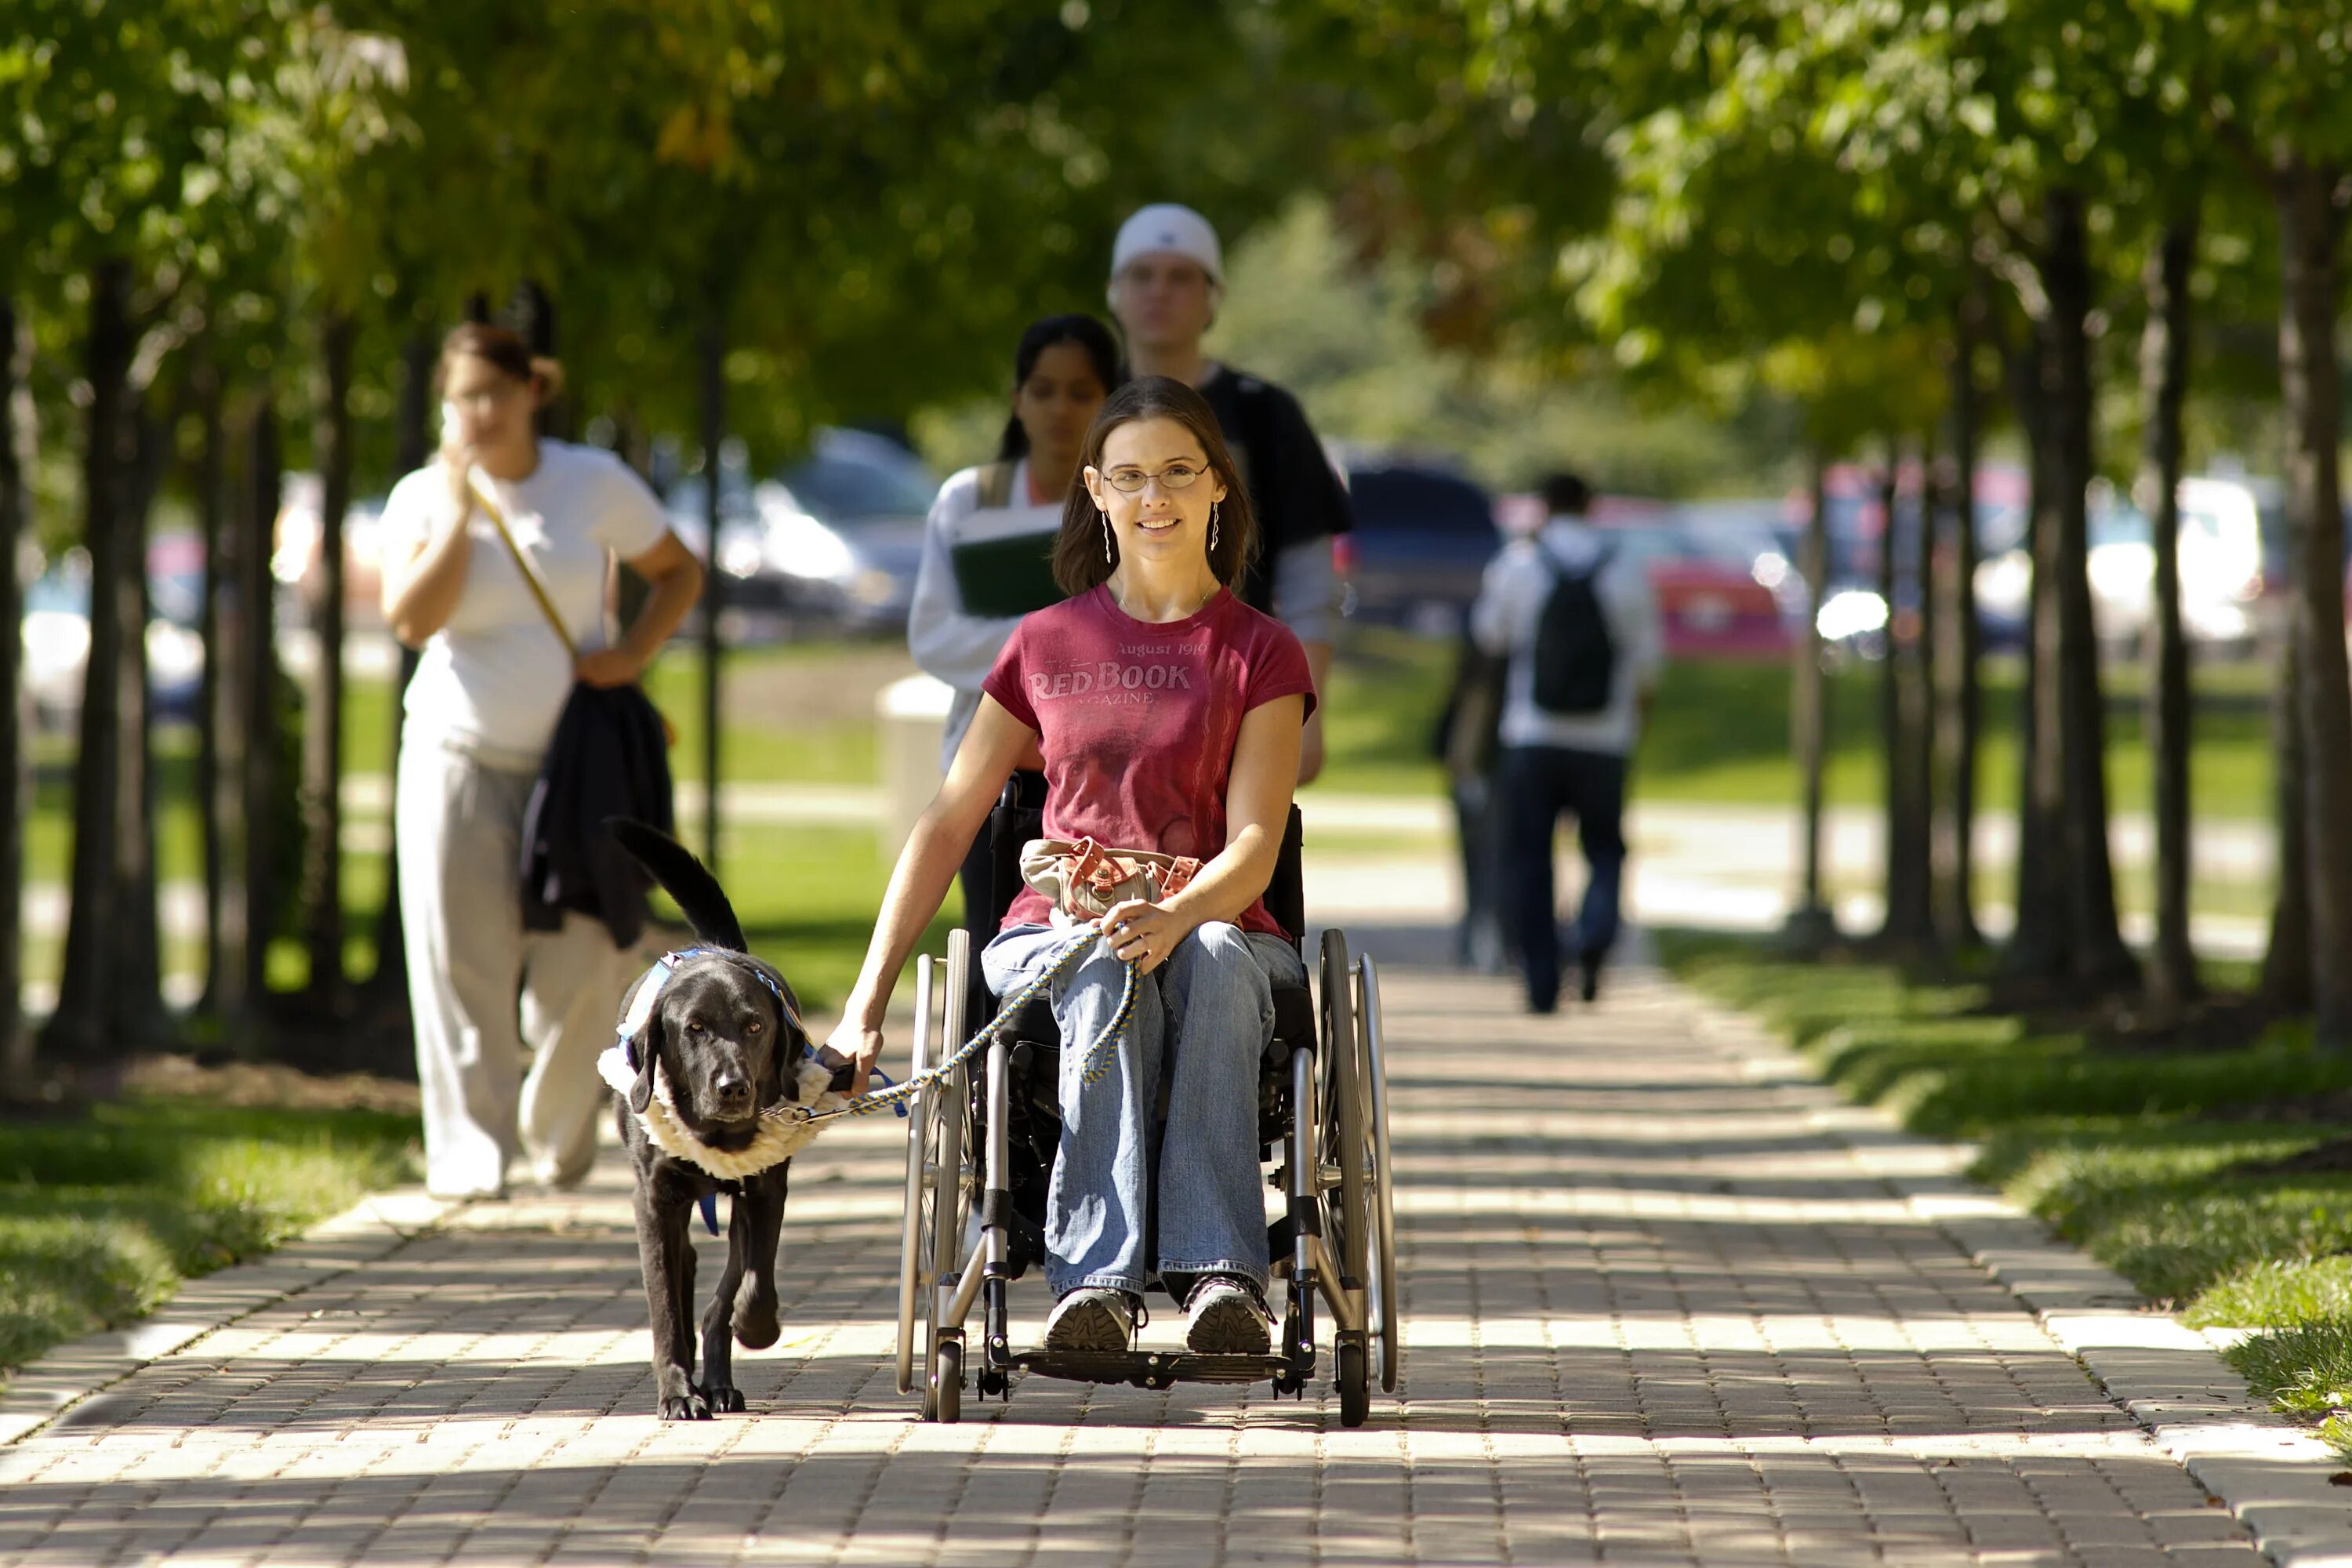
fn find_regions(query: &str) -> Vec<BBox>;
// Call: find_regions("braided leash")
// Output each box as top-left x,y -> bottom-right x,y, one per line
779,921 -> 1137,1127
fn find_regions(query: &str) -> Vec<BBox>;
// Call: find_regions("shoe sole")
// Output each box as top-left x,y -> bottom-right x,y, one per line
1185,1293 -> 1272,1356
1044,1298 -> 1131,1352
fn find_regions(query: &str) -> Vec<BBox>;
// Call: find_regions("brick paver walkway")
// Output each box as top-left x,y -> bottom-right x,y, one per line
0,964 -> 2265,1566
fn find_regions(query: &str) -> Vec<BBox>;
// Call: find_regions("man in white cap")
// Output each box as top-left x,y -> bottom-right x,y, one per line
1108,202 -> 1352,782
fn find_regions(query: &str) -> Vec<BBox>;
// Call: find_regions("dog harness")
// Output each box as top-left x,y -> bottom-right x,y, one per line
601,947 -> 902,1233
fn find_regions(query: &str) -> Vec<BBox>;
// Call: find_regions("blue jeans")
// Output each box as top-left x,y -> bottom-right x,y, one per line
1497,743 -> 1628,1011
982,921 -> 1307,1300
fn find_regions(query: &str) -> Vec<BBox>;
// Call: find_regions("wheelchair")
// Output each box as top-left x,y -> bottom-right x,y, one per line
895,775 -> 1399,1426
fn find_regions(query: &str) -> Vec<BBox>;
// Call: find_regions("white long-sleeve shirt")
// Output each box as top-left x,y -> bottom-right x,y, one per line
908,459 -> 1058,768
1470,517 -> 1664,757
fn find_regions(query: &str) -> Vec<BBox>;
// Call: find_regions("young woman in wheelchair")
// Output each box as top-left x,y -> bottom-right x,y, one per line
824,376 -> 1316,1358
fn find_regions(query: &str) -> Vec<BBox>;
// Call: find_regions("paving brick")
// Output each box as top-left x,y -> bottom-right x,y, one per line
0,966 -> 2283,1565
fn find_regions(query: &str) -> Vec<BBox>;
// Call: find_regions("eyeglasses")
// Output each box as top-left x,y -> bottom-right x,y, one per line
1101,461 -> 1209,493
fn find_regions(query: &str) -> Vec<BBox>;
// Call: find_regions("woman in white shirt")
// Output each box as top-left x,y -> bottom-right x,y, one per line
907,314 -> 1120,935
379,323 -> 703,1199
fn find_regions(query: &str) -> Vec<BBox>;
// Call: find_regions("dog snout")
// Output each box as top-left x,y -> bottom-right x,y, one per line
713,1070 -> 752,1110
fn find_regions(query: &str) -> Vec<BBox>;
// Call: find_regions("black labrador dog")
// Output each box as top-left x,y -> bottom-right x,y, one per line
609,819 -> 851,1420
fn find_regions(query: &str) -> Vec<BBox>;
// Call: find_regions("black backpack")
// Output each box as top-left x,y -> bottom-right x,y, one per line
1530,542 -> 1617,715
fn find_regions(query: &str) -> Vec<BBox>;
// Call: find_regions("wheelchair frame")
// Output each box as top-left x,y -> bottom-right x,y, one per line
892,799 -> 1399,1428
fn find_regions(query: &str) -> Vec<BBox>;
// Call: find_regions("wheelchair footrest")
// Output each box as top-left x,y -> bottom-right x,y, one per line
1013,1348 -> 1292,1388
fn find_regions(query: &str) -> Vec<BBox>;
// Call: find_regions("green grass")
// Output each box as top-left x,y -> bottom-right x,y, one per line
1318,628 -> 2273,816
1659,929 -> 2352,1426
674,822 -> 956,1015
0,1097 -> 419,1380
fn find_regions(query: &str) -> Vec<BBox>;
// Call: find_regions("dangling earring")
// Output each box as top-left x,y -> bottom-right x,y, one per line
1101,514 -> 1113,564
1210,500 -> 1221,555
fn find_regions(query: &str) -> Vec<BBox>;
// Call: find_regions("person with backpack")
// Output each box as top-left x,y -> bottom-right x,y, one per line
908,313 -> 1123,938
1105,204 -> 1350,782
1471,471 -> 1664,1012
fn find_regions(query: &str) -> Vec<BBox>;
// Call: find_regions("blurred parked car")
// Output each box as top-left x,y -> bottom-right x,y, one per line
272,472 -> 389,625
24,538 -> 205,729
1334,457 -> 1501,637
775,427 -> 934,633
1593,513 -> 1796,661
1972,474 -> 2270,657
670,428 -> 934,637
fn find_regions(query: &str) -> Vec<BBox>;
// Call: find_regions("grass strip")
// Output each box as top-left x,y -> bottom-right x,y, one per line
0,1096 -> 419,1385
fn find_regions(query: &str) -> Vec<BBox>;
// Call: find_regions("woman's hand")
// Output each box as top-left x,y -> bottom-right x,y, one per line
575,647 -> 644,688
818,1012 -> 884,1096
1101,898 -> 1197,978
441,437 -> 477,524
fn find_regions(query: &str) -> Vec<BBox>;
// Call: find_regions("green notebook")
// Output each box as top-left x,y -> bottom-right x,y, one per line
950,528 -> 1064,617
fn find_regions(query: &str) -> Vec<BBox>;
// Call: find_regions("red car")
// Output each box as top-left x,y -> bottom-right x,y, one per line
1593,506 -> 1796,661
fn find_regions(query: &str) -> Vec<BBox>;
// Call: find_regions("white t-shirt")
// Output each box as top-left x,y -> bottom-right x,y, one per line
381,441 -> 671,756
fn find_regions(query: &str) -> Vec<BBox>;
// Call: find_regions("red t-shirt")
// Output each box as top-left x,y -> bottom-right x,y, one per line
982,584 -> 1317,937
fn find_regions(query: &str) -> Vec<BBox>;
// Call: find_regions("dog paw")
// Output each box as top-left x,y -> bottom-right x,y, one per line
659,1391 -> 713,1421
705,1384 -> 746,1414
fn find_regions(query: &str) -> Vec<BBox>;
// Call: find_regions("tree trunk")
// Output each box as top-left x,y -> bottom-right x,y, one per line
699,313 -> 726,873
2008,190 -> 2134,985
1874,448 -> 1924,947
2003,321 -> 2060,973
510,280 -> 569,441
2263,631 -> 2314,1011
238,400 -> 285,1008
2276,157 -> 2352,1047
1784,441 -> 1835,947
361,330 -> 433,1014
45,260 -> 167,1058
192,354 -> 228,1014
301,312 -> 355,1007
2139,212 -> 2201,1011
0,296 -> 30,1076
1894,430 -> 1938,950
1935,293 -> 1985,951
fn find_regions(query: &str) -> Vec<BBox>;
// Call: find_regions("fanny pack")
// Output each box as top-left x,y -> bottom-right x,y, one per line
1019,837 -> 1202,923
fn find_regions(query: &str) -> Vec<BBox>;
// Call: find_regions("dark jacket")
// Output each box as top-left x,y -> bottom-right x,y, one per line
521,682 -> 675,946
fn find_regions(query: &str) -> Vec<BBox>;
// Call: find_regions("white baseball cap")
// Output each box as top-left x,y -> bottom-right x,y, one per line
1110,204 -> 1224,285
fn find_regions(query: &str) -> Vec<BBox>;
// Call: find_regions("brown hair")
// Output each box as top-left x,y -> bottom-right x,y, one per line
1049,375 -> 1257,596
436,322 -> 564,402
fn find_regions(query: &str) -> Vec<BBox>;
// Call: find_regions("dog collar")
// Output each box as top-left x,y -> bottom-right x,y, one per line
618,946 -> 801,1055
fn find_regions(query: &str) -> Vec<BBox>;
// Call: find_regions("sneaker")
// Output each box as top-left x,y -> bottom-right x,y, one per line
1044,1287 -> 1137,1352
1183,1275 -> 1272,1356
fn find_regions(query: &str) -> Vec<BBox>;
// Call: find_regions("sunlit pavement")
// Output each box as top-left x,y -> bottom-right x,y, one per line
0,952 -> 2277,1566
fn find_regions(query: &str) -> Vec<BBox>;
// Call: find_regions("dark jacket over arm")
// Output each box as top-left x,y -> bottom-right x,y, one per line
520,683 -> 676,947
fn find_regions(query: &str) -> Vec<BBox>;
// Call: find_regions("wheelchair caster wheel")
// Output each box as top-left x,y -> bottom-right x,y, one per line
927,1338 -> 963,1424
978,1368 -> 1008,1399
1335,1336 -> 1369,1428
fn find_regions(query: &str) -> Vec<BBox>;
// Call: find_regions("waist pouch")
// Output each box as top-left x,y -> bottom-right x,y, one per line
1019,836 -> 1202,924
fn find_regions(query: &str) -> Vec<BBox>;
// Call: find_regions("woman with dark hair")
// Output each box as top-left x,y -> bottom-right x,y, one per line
379,322 -> 703,1199
908,314 -> 1121,937
833,376 -> 1316,1358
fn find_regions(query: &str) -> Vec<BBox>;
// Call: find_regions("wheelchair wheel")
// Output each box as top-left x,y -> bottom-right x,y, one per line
1317,931 -> 1367,1296
1357,955 -> 1401,1394
922,931 -> 973,1420
932,1336 -> 964,1425
1335,1336 -> 1369,1429
895,956 -> 938,1396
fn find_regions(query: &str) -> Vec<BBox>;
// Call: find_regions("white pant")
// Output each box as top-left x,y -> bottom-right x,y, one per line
397,727 -> 625,1197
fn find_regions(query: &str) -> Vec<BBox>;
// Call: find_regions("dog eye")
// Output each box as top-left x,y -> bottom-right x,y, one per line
744,1018 -> 764,1036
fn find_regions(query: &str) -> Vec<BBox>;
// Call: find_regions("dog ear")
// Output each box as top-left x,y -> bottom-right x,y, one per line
629,1011 -> 663,1115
